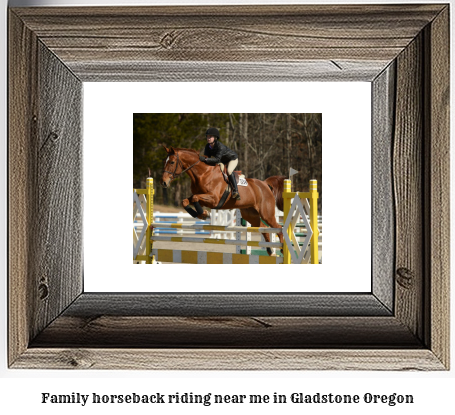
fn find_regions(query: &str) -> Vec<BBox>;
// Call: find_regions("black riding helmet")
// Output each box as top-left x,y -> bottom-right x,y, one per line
205,127 -> 220,139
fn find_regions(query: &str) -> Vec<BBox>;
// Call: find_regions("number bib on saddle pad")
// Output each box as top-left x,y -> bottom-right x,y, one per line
231,171 -> 248,187
238,176 -> 248,187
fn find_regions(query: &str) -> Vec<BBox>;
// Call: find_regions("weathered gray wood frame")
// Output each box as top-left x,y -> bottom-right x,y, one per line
8,5 -> 450,370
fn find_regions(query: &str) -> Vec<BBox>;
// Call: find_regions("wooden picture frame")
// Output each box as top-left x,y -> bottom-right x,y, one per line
9,4 -> 449,370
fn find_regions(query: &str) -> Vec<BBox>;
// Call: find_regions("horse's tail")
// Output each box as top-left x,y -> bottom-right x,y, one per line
264,175 -> 286,212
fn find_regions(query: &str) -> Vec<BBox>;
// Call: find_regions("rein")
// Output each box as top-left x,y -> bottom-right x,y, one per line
164,150 -> 201,182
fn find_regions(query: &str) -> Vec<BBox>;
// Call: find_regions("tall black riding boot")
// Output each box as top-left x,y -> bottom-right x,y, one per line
228,173 -> 241,200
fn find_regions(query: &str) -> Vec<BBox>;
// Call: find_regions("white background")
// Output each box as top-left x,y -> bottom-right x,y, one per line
1,0 -> 454,414
84,82 -> 371,292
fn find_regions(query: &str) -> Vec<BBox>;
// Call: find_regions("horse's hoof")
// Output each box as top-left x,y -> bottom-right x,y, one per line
198,210 -> 211,220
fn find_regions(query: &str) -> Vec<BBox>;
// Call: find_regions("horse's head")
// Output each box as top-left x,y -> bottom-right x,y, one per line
161,145 -> 201,188
161,146 -> 180,188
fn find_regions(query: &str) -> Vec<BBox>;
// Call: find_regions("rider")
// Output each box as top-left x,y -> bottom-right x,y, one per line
200,127 -> 241,200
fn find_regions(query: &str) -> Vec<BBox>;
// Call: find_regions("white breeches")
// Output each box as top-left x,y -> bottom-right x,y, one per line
226,159 -> 238,175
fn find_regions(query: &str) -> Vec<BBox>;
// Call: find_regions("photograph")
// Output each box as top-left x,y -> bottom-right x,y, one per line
133,113 -> 322,265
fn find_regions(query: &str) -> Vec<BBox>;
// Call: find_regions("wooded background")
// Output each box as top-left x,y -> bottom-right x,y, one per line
133,113 -> 322,208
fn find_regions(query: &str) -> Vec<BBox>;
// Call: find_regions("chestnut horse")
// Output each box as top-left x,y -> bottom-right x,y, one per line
161,146 -> 284,255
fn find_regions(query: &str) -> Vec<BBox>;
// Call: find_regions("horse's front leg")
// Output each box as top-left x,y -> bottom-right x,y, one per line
182,194 -> 217,220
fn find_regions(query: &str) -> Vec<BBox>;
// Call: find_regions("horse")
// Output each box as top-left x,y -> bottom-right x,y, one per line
161,146 -> 284,256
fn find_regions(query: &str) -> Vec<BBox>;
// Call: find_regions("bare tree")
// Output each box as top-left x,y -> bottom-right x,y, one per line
286,113 -> 292,176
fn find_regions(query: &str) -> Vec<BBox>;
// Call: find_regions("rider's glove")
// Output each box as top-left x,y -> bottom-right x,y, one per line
199,156 -> 206,162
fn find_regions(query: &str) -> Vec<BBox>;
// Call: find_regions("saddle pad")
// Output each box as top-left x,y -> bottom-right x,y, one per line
233,171 -> 248,186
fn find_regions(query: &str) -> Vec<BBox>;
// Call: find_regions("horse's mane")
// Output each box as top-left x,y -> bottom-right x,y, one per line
173,147 -> 199,156
170,147 -> 217,172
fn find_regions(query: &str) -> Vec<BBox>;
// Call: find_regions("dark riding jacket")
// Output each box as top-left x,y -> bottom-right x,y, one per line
203,141 -> 238,165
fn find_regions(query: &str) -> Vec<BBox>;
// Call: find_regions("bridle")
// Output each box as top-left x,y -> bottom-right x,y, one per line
163,150 -> 201,182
